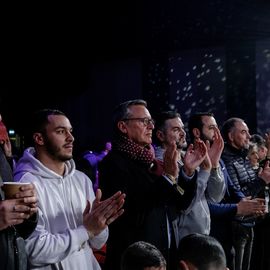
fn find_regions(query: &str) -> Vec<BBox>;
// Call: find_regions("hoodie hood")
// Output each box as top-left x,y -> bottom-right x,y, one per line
14,147 -> 76,181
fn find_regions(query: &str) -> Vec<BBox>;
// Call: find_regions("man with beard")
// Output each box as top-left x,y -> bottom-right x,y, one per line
154,111 -> 225,244
13,109 -> 126,270
221,117 -> 270,270
98,100 -> 206,270
189,112 -> 265,270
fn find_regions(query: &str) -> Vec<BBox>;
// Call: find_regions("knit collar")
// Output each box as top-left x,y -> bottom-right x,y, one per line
224,143 -> 249,158
113,135 -> 155,168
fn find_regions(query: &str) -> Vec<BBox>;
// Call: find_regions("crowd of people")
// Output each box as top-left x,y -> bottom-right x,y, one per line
0,100 -> 270,270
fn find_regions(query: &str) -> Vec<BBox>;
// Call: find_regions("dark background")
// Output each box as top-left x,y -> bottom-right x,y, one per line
1,0 -> 270,154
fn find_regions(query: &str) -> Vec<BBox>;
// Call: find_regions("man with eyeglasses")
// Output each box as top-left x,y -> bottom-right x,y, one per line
99,99 -> 206,270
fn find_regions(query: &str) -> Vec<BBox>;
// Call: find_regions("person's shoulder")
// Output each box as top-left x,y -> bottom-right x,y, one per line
221,147 -> 235,160
99,150 -> 133,172
74,169 -> 91,180
14,171 -> 37,183
101,150 -> 125,162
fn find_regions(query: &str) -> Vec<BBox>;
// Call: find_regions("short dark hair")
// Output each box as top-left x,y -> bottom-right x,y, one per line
153,111 -> 181,146
30,109 -> 66,135
221,117 -> 243,143
154,111 -> 181,132
188,112 -> 214,142
24,109 -> 66,147
121,241 -> 166,270
178,233 -> 226,270
112,99 -> 147,135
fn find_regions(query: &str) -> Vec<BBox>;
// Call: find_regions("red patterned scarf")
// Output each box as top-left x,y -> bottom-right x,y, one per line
113,135 -> 164,175
113,135 -> 155,166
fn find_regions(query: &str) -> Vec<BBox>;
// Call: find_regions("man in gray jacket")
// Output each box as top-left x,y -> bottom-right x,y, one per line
154,111 -> 225,242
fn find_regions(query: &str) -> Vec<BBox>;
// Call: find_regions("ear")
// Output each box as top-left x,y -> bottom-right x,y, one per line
192,128 -> 201,139
156,130 -> 165,142
179,260 -> 190,270
117,121 -> 128,134
228,131 -> 234,143
33,132 -> 45,146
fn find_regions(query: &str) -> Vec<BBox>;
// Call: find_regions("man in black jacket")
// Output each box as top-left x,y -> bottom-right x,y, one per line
221,117 -> 270,270
99,99 -> 207,270
0,115 -> 38,270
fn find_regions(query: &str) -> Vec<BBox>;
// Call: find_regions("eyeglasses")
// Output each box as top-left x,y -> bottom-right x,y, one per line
123,117 -> 155,126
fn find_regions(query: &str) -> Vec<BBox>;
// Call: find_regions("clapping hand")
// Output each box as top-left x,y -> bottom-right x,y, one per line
163,142 -> 179,178
83,189 -> 125,237
183,139 -> 208,176
207,127 -> 224,168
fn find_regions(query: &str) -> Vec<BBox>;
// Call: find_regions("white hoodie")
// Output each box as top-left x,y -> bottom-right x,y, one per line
14,147 -> 108,270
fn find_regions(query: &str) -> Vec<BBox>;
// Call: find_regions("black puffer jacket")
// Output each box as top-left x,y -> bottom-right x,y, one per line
221,144 -> 265,198
0,147 -> 37,270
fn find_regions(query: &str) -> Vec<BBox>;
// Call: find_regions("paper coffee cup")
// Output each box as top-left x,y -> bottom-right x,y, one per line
2,182 -> 31,199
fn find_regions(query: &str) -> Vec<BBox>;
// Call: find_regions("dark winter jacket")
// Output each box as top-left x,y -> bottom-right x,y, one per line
99,149 -> 197,270
0,147 -> 37,270
221,144 -> 265,198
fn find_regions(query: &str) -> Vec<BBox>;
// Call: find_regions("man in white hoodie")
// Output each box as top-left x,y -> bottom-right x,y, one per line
14,109 -> 125,270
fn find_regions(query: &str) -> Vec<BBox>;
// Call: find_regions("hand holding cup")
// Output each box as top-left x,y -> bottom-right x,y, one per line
2,182 -> 31,199
2,182 -> 38,215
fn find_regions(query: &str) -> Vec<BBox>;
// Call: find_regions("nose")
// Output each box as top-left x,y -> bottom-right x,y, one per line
180,128 -> 186,136
148,121 -> 155,129
66,131 -> 74,142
